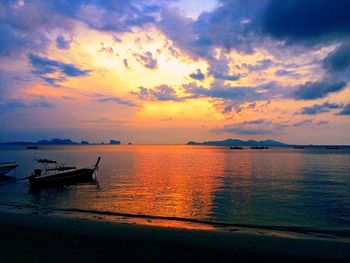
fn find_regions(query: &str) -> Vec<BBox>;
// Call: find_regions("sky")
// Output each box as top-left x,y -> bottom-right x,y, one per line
0,0 -> 350,144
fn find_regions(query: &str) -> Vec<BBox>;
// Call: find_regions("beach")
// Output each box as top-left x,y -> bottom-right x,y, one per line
1,211 -> 349,263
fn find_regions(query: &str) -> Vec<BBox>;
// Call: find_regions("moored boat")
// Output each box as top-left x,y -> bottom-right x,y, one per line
230,146 -> 243,150
29,157 -> 101,189
0,162 -> 18,175
26,145 -> 38,149
293,146 -> 305,149
250,146 -> 269,149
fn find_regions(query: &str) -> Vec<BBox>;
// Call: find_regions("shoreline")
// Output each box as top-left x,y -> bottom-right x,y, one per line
2,201 -> 349,241
1,211 -> 350,262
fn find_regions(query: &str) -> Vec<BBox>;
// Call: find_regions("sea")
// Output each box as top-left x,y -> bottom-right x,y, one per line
1,145 -> 350,239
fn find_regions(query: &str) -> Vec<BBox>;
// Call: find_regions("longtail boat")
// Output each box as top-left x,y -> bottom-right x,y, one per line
0,162 -> 18,176
29,157 -> 101,189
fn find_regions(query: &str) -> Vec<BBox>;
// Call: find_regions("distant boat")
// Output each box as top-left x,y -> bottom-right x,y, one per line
26,145 -> 38,150
230,146 -> 243,150
326,146 -> 340,150
28,157 -> 101,189
0,162 -> 18,176
250,146 -> 269,149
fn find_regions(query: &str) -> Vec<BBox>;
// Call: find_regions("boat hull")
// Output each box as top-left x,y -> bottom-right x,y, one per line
0,163 -> 18,175
29,168 -> 95,189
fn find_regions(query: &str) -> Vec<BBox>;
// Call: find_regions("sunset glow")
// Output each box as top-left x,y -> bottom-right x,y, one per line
1,1 -> 349,144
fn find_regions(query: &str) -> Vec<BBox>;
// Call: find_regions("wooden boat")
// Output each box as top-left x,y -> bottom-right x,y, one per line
29,157 -> 101,189
0,162 -> 18,175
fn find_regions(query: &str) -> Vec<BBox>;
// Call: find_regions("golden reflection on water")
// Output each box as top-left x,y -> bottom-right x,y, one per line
2,145 -> 350,230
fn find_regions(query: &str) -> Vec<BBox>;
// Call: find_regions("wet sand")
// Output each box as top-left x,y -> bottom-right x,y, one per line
0,211 -> 349,263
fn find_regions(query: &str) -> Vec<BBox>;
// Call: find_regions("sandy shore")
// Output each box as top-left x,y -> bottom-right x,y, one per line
0,211 -> 349,262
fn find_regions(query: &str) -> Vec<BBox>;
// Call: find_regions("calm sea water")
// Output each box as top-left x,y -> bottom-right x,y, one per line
1,145 -> 350,234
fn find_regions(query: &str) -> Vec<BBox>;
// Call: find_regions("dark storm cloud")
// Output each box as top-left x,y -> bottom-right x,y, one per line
261,0 -> 350,43
324,42 -> 350,73
300,102 -> 343,115
189,69 -> 205,81
29,53 -> 90,86
294,80 -> 347,100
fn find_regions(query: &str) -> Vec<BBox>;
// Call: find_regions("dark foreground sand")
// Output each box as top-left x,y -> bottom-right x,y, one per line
0,211 -> 349,263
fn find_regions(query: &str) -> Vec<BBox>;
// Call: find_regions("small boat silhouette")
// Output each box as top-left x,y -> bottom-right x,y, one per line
229,146 -> 243,150
28,157 -> 101,189
0,162 -> 18,176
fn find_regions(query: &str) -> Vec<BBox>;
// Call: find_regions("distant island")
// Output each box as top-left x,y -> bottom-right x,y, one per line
36,138 -> 79,145
187,138 -> 288,147
0,138 -> 123,145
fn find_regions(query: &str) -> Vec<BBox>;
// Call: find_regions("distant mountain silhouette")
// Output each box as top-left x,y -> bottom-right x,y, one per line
36,138 -> 78,145
187,138 -> 288,146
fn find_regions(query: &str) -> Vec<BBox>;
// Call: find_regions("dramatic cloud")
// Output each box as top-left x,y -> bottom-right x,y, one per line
135,51 -> 158,70
185,84 -> 260,100
324,42 -> 350,73
132,85 -> 183,101
2,1 -> 350,143
300,102 -> 343,115
29,53 -> 90,86
189,69 -> 205,81
294,80 -> 347,100
0,1 -> 161,56
338,103 -> 350,115
261,0 -> 350,43
184,81 -> 286,113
